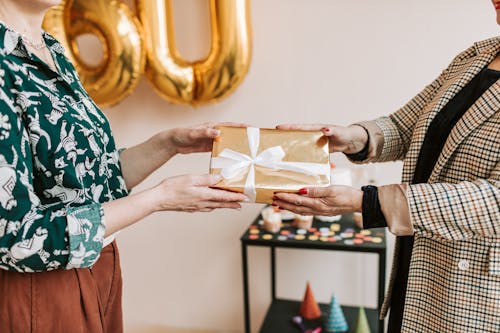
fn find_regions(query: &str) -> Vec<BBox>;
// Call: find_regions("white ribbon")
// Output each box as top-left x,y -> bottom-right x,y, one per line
211,127 -> 330,202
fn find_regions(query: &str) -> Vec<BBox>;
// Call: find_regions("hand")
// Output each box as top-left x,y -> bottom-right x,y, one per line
276,124 -> 368,154
272,185 -> 363,216
152,174 -> 249,212
119,122 -> 247,191
165,122 -> 247,155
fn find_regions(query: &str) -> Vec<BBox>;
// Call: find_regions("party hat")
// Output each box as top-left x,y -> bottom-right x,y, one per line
299,282 -> 322,320
325,294 -> 348,332
354,307 -> 371,333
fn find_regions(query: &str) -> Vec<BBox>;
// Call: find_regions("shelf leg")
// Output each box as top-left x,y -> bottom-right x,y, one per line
242,243 -> 250,333
271,246 -> 276,301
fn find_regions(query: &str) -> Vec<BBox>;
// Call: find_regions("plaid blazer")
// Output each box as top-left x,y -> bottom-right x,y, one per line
365,37 -> 500,332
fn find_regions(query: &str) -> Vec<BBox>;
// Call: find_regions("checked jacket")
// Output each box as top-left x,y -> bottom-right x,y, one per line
360,37 -> 500,332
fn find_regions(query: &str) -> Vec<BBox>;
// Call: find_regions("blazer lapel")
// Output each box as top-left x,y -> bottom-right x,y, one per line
429,78 -> 500,181
404,43 -> 500,181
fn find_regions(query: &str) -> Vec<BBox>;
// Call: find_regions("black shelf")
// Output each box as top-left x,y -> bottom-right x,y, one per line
241,212 -> 386,333
260,299 -> 378,333
241,214 -> 386,252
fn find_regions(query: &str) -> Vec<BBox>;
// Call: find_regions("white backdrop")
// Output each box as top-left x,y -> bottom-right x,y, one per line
98,0 -> 498,331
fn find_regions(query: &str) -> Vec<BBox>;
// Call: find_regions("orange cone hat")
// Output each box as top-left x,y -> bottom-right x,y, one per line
299,281 -> 322,320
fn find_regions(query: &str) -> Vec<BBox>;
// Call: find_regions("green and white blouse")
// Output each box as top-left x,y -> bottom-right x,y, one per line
0,22 -> 128,272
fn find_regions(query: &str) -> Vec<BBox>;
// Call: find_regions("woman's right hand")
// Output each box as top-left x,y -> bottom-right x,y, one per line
103,174 -> 247,237
151,174 -> 249,213
276,123 -> 368,154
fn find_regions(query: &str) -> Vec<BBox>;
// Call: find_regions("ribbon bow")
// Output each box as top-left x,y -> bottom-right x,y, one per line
211,127 -> 329,202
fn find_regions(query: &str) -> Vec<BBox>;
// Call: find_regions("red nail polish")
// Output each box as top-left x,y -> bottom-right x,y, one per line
271,203 -> 278,206
298,188 -> 308,195
321,127 -> 330,132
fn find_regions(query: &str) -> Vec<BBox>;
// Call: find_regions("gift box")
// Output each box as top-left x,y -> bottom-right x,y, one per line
210,126 -> 330,203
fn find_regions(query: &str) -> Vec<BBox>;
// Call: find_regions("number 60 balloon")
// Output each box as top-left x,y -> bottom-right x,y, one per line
43,0 -> 252,107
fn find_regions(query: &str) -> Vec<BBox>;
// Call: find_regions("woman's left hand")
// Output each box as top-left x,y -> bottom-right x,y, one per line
166,122 -> 247,154
120,122 -> 247,190
272,185 -> 363,216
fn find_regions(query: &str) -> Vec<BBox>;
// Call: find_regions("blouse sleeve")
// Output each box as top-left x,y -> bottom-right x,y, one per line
0,86 -> 106,272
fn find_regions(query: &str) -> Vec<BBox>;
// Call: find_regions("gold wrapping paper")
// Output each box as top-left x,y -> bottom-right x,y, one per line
210,126 -> 330,203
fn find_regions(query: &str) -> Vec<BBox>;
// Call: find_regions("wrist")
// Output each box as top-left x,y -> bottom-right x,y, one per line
142,186 -> 166,213
345,125 -> 369,154
155,130 -> 178,157
352,188 -> 363,213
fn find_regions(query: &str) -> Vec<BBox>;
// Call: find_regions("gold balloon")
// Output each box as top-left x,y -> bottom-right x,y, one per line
136,0 -> 252,105
43,0 -> 145,107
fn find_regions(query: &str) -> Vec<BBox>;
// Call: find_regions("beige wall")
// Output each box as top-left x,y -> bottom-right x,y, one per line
98,0 -> 497,332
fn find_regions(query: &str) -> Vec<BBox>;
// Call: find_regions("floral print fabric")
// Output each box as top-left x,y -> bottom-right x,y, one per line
0,22 -> 128,272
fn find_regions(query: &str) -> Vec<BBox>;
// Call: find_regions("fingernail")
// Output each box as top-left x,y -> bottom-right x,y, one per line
272,195 -> 278,200
271,203 -> 278,206
298,188 -> 308,195
321,127 -> 330,133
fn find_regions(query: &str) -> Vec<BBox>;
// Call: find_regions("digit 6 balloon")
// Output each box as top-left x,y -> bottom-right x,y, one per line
43,0 -> 253,107
43,0 -> 146,107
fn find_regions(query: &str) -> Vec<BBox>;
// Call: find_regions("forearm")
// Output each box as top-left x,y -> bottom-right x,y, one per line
102,187 -> 158,237
120,131 -> 176,189
377,184 -> 413,235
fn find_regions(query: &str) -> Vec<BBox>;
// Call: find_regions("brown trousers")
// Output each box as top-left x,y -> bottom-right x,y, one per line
0,241 -> 123,333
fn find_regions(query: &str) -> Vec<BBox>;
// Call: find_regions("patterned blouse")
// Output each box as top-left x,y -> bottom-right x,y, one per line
0,22 -> 128,272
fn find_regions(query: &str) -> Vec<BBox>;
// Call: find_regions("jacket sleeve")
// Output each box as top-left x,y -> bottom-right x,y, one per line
376,170 -> 500,241
349,45 -> 477,163
407,162 -> 500,240
0,79 -> 106,272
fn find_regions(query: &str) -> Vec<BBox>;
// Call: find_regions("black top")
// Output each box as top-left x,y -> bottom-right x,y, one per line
356,66 -> 500,332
